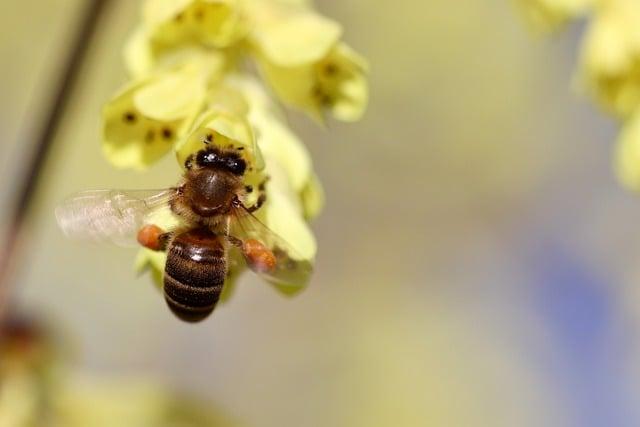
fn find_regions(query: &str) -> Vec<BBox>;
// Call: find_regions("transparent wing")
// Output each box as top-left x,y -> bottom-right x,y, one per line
228,205 -> 313,292
55,189 -> 176,246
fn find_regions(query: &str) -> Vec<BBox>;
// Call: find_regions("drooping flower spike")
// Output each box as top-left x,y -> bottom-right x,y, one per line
112,0 -> 354,298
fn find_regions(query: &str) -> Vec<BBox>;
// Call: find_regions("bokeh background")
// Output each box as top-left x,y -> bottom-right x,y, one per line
3,0 -> 640,426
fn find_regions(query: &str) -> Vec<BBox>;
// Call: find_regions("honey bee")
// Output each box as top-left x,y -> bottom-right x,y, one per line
55,146 -> 312,322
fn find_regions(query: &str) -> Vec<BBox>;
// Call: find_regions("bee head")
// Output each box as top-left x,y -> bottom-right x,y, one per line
195,147 -> 246,176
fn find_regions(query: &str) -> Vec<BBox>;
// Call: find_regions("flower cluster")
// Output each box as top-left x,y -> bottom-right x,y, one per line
516,0 -> 640,190
103,0 -> 368,296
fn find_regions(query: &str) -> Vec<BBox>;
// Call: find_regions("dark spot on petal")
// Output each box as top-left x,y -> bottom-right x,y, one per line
324,63 -> 338,76
237,147 -> 244,151
202,133 -> 213,144
162,127 -> 173,140
175,12 -> 184,22
312,85 -> 331,105
312,86 -> 332,105
123,112 -> 137,123
245,185 -> 253,193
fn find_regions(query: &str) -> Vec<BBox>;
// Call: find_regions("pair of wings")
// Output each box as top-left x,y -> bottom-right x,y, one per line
55,189 -> 311,289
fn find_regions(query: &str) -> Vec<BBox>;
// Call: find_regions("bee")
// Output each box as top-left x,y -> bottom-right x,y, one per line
55,146 -> 312,322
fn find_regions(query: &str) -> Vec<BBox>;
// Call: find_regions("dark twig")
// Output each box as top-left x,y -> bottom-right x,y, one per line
0,0 -> 111,321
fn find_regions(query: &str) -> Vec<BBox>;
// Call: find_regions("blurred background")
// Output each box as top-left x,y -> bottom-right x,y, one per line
2,0 -> 640,426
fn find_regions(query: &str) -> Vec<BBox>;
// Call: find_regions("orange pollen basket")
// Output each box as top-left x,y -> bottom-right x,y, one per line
243,239 -> 277,273
137,224 -> 164,251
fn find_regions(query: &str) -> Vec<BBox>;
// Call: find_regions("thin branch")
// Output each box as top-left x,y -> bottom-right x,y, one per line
0,0 -> 111,321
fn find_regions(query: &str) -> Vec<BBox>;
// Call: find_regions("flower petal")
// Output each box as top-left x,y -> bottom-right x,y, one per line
133,69 -> 206,121
174,109 -> 263,172
259,159 -> 317,262
231,77 -> 312,191
579,0 -> 640,117
249,2 -> 342,66
257,182 -> 316,294
123,26 -> 155,79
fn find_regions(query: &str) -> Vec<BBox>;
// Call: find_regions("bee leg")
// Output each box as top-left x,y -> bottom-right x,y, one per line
245,194 -> 266,213
184,154 -> 195,170
157,232 -> 174,251
227,235 -> 243,248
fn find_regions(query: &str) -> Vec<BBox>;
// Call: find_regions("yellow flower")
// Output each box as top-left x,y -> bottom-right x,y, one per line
580,0 -> 640,117
143,0 -> 246,50
124,25 -> 234,79
111,0 -> 362,298
258,160 -> 317,262
516,0 -> 593,31
249,2 -> 369,121
229,76 -> 312,190
174,109 -> 265,191
102,65 -> 208,170
228,75 -> 324,219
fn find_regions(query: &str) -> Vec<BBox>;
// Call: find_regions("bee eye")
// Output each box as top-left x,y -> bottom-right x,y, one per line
196,149 -> 219,167
226,158 -> 246,175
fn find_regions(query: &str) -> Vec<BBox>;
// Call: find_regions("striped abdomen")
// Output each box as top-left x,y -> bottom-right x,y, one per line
164,228 -> 227,322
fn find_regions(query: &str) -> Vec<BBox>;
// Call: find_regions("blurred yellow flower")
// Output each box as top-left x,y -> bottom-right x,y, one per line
517,0 -> 640,192
516,0 -> 592,31
580,0 -> 640,118
1,317 -> 239,426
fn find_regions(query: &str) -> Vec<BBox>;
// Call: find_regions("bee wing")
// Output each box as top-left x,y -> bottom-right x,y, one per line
228,205 -> 313,293
55,189 -> 177,247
